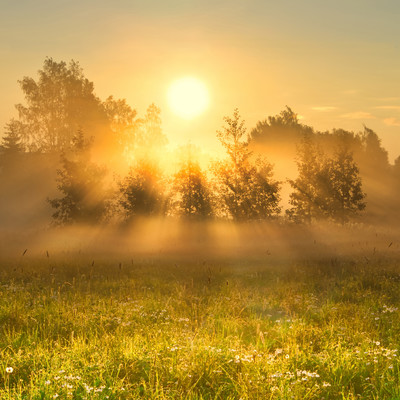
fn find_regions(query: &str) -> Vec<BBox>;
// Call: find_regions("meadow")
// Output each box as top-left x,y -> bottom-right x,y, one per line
1,232 -> 400,399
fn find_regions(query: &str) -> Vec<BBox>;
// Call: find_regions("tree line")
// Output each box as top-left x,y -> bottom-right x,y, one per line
1,58 -> 399,226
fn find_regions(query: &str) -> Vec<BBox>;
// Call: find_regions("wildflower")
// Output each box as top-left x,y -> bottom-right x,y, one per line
53,395 -> 59,399
6,367 -> 13,374
84,384 -> 93,393
62,383 -> 73,389
45,380 -> 51,385
285,354 -> 290,359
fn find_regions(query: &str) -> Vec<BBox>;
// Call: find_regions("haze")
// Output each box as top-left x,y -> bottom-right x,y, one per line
1,0 -> 400,160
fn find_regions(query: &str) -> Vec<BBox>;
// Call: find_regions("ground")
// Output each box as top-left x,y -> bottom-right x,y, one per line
1,249 -> 400,399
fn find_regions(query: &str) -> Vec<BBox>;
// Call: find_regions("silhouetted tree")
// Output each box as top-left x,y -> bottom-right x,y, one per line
118,159 -> 167,220
349,126 -> 390,223
103,95 -> 138,160
16,58 -> 107,152
316,128 -> 363,158
1,120 -> 25,154
116,104 -> 169,221
172,145 -> 213,218
0,119 -> 25,175
287,136 -> 366,223
249,106 -> 313,146
394,156 -> 400,178
322,147 -> 366,223
136,104 -> 168,153
361,126 -> 389,171
215,109 -> 281,220
286,135 -> 325,223
48,131 -> 108,225
247,157 -> 281,217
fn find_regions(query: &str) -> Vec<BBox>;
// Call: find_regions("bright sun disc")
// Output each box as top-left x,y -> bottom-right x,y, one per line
168,77 -> 209,119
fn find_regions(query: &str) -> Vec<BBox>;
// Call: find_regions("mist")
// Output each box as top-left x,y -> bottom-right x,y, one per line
1,219 -> 398,267
1,60 -> 400,265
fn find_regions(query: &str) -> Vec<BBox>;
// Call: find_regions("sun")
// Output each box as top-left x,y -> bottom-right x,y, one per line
167,77 -> 209,119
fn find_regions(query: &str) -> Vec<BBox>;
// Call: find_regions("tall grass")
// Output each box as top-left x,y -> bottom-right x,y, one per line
1,254 -> 400,399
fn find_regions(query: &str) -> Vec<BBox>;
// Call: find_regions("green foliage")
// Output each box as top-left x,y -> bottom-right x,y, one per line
287,135 -> 327,223
116,104 -> 169,221
246,157 -> 282,217
118,159 -> 167,220
215,109 -> 281,220
288,136 -> 366,224
3,55 -> 398,226
1,255 -> 400,399
172,146 -> 214,219
321,147 -> 366,223
16,58 -> 107,152
48,131 -> 108,225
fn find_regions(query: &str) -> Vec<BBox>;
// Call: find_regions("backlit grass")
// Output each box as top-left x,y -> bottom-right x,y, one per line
1,255 -> 400,399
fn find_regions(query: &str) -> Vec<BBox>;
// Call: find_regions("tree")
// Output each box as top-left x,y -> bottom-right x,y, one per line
214,109 -> 281,220
214,108 -> 252,219
0,119 -> 25,175
172,145 -> 214,219
48,131 -> 108,225
1,119 -> 25,154
249,106 -> 313,145
286,134 -> 325,223
118,159 -> 167,220
103,95 -> 137,134
361,126 -> 389,171
287,136 -> 366,224
103,95 -> 138,161
322,147 -> 366,223
394,156 -> 400,178
135,104 -> 168,157
393,156 -> 400,218
16,58 -> 107,152
246,157 -> 281,218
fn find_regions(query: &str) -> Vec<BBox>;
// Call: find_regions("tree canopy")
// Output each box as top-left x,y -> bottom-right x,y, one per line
48,131 -> 108,225
3,58 -> 400,227
287,136 -> 366,224
215,109 -> 281,220
16,58 -> 108,152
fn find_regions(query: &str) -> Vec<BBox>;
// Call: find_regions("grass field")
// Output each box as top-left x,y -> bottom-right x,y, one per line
1,250 -> 400,399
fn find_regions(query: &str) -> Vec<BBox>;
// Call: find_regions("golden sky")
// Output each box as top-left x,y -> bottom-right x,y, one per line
1,0 -> 400,161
